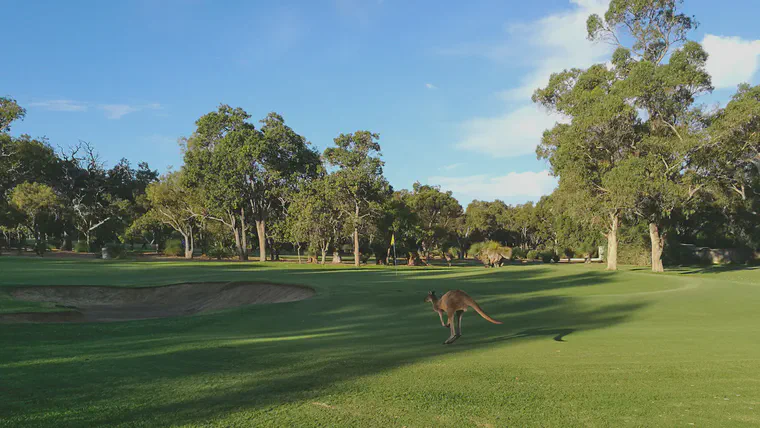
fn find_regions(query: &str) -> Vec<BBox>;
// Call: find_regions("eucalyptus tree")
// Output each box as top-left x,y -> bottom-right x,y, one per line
323,131 -> 391,267
144,171 -> 199,259
587,0 -> 713,271
534,61 -> 640,270
405,182 -> 463,261
287,176 -> 341,264
9,182 -> 60,252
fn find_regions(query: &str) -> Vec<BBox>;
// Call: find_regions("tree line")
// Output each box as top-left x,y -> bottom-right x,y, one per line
1,1 -> 758,272
0,99 -> 606,266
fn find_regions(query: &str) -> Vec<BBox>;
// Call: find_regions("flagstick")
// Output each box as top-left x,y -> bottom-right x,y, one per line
392,233 -> 397,277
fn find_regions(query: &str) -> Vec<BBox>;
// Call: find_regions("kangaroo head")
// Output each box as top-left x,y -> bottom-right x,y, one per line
424,290 -> 436,303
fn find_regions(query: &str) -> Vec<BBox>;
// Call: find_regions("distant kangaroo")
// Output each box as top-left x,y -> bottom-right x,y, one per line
424,290 -> 502,344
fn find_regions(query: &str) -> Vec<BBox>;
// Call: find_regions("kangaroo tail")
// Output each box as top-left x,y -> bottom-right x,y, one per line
468,299 -> 502,324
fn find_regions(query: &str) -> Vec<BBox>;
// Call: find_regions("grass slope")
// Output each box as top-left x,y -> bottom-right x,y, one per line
1,258 -> 759,427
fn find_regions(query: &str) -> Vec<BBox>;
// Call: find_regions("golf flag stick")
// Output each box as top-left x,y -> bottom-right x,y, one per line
391,233 -> 397,275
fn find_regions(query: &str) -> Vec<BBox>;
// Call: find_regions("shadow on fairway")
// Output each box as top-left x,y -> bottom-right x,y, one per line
0,265 -> 647,426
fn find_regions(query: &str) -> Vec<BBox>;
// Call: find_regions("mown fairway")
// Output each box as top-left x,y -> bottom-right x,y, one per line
1,258 -> 759,427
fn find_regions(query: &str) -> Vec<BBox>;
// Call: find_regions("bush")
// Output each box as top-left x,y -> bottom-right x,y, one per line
526,249 -> 540,260
511,247 -> 527,260
164,239 -> 184,257
539,250 -> 554,263
551,252 -> 561,263
103,243 -> 125,259
74,241 -> 89,253
467,241 -> 485,259
33,240 -> 48,256
207,245 -> 234,260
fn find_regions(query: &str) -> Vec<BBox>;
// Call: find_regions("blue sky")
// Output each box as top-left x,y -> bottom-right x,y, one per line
4,0 -> 760,205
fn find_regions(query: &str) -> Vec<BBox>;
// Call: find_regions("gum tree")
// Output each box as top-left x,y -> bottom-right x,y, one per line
324,131 -> 391,267
587,0 -> 712,272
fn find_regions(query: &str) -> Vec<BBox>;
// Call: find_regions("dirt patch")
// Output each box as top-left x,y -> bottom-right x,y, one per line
0,282 -> 314,323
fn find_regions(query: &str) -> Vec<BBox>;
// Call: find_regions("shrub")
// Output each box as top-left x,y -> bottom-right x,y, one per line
74,241 -> 89,253
164,239 -> 184,257
468,241 -> 485,259
526,249 -> 540,260
551,252 -> 561,263
207,245 -> 234,260
540,250 -> 555,263
511,247 -> 527,260
103,243 -> 124,259
33,240 -> 48,256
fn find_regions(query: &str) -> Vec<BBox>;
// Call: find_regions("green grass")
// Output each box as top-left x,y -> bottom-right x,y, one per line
1,257 -> 759,427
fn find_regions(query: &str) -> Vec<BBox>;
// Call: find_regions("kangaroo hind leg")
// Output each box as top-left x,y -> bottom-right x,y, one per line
444,310 -> 459,344
455,310 -> 464,338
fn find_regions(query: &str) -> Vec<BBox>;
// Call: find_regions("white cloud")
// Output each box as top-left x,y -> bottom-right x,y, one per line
98,103 -> 162,119
28,100 -> 88,112
28,99 -> 162,119
429,170 -> 558,204
702,34 -> 760,90
499,0 -> 611,101
99,104 -> 139,119
439,163 -> 464,171
425,83 -> 437,90
456,105 -> 568,158
452,0 -> 607,158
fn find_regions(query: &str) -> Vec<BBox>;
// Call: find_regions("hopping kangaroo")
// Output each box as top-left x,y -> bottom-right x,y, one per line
424,290 -> 502,344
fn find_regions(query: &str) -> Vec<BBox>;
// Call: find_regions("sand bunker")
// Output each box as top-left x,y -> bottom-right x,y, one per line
0,282 -> 314,323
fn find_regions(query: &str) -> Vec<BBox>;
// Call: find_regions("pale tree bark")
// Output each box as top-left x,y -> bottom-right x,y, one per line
606,212 -> 619,271
649,223 -> 665,273
182,231 -> 194,259
353,227 -> 360,267
353,202 -> 361,267
256,220 -> 266,262
239,207 -> 248,261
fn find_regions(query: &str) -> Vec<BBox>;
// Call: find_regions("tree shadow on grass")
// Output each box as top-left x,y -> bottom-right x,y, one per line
674,264 -> 760,275
0,265 -> 646,427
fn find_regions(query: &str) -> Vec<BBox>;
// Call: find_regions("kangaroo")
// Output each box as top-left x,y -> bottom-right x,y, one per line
424,290 -> 502,345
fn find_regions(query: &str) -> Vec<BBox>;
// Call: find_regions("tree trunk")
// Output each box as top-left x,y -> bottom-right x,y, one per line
240,207 -> 248,261
353,227 -> 360,267
606,212 -> 619,271
183,232 -> 194,259
233,228 -> 245,260
321,245 -> 327,265
256,220 -> 266,262
61,230 -> 73,251
649,223 -> 665,273
296,244 -> 301,264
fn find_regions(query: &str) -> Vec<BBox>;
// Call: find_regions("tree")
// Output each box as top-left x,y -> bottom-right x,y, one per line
9,182 -> 60,253
251,112 -> 321,262
65,143 -> 117,246
183,105 -> 256,260
369,190 -> 417,265
288,176 -> 340,264
702,84 -> 760,202
534,61 -> 640,270
324,131 -> 391,267
144,171 -> 199,259
184,107 -> 320,262
405,182 -> 463,261
556,0 -> 712,272
0,97 -> 25,133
